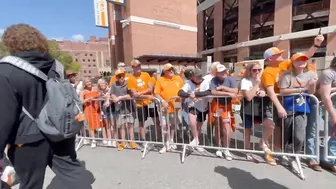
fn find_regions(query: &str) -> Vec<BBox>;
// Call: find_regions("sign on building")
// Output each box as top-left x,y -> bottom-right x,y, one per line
94,0 -> 109,28
107,0 -> 126,6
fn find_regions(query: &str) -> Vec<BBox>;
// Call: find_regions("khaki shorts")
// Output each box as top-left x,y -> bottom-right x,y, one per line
116,114 -> 135,128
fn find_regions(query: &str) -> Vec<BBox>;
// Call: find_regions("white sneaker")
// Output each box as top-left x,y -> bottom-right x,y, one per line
83,139 -> 90,145
223,150 -> 233,161
1,166 -> 16,186
170,139 -> 177,150
111,141 -> 117,148
216,150 -> 223,158
91,140 -> 97,148
159,145 -> 172,154
189,139 -> 198,146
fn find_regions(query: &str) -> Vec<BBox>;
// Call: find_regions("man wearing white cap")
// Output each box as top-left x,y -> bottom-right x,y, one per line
209,64 -> 238,160
109,62 -> 132,86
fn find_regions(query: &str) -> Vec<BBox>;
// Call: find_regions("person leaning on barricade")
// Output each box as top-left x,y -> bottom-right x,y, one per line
80,78 -> 102,148
178,67 -> 211,152
128,59 -> 160,151
209,64 -> 238,161
319,57 -> 336,173
261,34 -> 323,167
109,62 -> 132,86
154,63 -> 184,154
97,79 -> 116,147
278,53 -> 318,173
240,62 -> 266,161
110,69 -> 137,151
0,24 -> 92,189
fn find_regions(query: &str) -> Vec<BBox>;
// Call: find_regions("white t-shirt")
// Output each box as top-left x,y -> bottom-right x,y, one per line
240,78 -> 254,91
181,79 -> 211,112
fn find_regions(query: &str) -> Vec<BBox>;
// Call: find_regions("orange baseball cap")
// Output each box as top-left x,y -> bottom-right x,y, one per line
163,63 -> 173,71
263,47 -> 284,60
130,59 -> 141,67
115,69 -> 125,76
291,53 -> 309,62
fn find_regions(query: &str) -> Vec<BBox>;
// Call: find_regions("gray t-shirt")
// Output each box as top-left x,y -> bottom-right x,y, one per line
319,68 -> 336,87
209,76 -> 237,105
110,81 -> 135,114
279,71 -> 317,89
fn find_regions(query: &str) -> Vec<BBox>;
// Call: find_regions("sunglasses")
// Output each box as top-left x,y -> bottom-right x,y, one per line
252,69 -> 262,72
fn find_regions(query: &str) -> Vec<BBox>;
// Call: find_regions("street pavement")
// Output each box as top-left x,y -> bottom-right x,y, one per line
12,145 -> 335,189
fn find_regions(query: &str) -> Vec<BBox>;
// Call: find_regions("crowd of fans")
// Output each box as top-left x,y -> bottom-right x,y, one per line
74,33 -> 336,175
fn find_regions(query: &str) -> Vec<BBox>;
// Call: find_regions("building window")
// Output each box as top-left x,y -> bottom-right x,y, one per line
88,70 -> 91,74
90,54 -> 93,56
83,59 -> 85,62
93,59 -> 96,62
105,60 -> 111,66
88,59 -> 90,62
85,53 -> 87,56
93,64 -> 97,67
75,58 -> 78,62
83,70 -> 87,73
88,64 -> 91,67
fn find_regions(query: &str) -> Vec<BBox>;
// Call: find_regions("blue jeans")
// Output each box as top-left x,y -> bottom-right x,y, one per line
306,100 -> 319,162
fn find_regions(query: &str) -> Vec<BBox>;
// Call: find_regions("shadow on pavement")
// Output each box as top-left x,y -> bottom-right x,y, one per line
214,166 -> 289,189
46,161 -> 95,189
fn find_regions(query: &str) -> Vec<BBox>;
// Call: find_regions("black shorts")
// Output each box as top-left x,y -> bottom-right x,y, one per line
188,107 -> 208,123
137,105 -> 159,123
262,97 -> 282,126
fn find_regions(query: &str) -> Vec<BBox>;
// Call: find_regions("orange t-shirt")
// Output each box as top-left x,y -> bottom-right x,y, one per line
154,75 -> 183,113
128,72 -> 152,106
149,77 -> 157,86
109,73 -> 132,86
261,66 -> 281,93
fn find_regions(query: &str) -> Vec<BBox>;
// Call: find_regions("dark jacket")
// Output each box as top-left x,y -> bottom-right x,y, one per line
0,51 -> 59,159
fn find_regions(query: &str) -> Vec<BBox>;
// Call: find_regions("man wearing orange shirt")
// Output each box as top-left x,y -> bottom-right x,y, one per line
155,63 -> 184,154
109,62 -> 133,86
128,59 -> 159,150
261,34 -> 324,166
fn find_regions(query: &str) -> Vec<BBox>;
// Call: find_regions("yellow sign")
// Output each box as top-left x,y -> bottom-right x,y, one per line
94,0 -> 109,27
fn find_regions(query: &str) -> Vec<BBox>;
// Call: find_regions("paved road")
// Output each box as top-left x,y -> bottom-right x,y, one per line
12,145 -> 336,189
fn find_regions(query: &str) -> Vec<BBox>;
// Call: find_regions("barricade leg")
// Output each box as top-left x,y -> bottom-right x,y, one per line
295,155 -> 305,180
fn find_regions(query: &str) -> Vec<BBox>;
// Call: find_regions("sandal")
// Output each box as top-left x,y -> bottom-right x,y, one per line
265,154 -> 277,166
308,161 -> 322,172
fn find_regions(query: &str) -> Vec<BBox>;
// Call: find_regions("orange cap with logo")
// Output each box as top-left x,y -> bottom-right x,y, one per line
130,59 -> 141,67
290,53 -> 309,62
115,69 -> 125,76
163,63 -> 173,71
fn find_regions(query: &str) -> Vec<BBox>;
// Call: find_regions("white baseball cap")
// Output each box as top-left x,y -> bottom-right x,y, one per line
216,64 -> 227,72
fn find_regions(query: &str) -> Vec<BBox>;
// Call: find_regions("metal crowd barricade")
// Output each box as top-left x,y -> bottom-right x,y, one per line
321,92 -> 336,163
75,97 -> 164,159
165,93 -> 320,180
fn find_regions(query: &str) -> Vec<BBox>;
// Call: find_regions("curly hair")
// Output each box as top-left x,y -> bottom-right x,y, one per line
2,24 -> 49,53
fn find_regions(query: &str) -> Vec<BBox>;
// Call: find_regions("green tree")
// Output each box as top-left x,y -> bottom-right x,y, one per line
0,41 -> 9,56
48,40 -> 81,72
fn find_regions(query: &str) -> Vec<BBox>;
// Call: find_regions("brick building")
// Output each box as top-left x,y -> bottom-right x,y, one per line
197,0 -> 336,65
106,0 -> 201,71
57,36 -> 112,79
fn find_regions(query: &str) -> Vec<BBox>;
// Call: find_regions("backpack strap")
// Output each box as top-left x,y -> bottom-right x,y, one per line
0,56 -> 48,81
54,60 -> 65,79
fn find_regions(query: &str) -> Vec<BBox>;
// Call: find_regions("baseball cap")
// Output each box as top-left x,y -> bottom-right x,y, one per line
163,63 -> 173,71
216,64 -> 227,72
263,47 -> 284,60
211,61 -> 221,71
130,59 -> 141,67
191,67 -> 203,77
117,62 -> 126,68
115,69 -> 125,76
291,53 -> 309,62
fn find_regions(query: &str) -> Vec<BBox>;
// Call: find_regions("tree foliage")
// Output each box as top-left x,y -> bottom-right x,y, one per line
0,40 -> 80,72
48,41 -> 81,72
0,41 -> 9,57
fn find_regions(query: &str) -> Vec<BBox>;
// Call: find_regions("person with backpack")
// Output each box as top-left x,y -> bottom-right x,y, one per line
0,24 -> 92,189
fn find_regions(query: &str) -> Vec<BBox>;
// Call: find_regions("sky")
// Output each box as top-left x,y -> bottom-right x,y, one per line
0,0 -> 108,41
